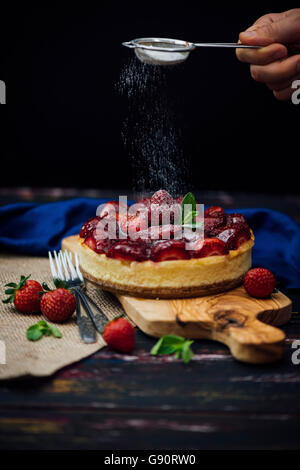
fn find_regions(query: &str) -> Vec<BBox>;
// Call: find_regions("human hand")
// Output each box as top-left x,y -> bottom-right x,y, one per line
236,9 -> 300,101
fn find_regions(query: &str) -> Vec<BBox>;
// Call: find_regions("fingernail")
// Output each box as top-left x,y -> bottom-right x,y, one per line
242,30 -> 256,38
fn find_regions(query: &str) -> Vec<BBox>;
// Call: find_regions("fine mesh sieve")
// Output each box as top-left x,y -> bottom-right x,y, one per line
122,37 -> 261,65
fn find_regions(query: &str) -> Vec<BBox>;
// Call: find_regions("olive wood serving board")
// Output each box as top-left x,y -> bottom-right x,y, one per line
62,235 -> 292,364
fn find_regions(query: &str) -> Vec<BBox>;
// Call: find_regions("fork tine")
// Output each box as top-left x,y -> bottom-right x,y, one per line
48,251 -> 58,278
54,250 -> 64,280
59,250 -> 71,281
65,250 -> 78,280
74,252 -> 84,282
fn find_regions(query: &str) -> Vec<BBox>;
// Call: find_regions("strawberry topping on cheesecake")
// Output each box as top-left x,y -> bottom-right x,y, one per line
78,190 -> 254,298
80,190 -> 251,262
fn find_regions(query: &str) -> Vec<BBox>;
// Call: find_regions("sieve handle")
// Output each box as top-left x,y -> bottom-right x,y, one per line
122,41 -> 137,48
194,43 -> 262,49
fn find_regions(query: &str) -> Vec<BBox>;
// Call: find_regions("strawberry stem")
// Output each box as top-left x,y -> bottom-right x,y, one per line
2,274 -> 31,304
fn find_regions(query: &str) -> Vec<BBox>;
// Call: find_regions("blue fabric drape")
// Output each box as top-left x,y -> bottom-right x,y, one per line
1,199 -> 299,288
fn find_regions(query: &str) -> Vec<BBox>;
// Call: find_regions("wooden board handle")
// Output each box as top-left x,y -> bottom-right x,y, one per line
210,311 -> 285,363
169,294 -> 289,363
120,291 -> 291,363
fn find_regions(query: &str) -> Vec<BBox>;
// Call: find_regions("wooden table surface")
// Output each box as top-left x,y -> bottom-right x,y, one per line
1,191 -> 300,450
0,289 -> 299,450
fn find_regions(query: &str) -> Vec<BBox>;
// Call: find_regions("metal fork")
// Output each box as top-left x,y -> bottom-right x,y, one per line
48,250 -> 108,343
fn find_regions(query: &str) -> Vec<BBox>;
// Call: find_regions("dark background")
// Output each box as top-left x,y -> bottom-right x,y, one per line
0,2 -> 299,194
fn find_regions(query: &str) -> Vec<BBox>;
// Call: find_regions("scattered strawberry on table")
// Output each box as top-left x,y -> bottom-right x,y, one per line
3,275 -> 76,324
2,276 -> 137,351
2,275 -> 42,313
40,285 -> 76,323
244,268 -> 276,298
103,316 -> 135,353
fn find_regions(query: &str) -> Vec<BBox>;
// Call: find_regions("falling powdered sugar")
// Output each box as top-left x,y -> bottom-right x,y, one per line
116,56 -> 191,197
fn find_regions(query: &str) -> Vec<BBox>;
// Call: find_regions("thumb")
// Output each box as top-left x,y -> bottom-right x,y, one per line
239,10 -> 300,46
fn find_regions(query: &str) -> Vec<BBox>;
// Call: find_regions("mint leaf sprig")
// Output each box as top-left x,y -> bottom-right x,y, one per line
150,335 -> 194,364
181,192 -> 196,225
182,210 -> 199,225
180,192 -> 203,230
26,321 -> 62,341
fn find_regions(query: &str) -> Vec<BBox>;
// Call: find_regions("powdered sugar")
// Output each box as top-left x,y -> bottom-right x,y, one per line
116,56 -> 191,197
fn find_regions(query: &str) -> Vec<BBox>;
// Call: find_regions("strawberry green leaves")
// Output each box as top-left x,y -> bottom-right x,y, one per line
42,279 -> 68,292
2,274 -> 31,304
53,279 -> 68,289
150,335 -> 194,363
26,321 -> 62,341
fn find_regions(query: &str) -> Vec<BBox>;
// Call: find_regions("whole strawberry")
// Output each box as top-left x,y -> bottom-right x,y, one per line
244,268 -> 276,298
3,275 -> 42,313
151,189 -> 173,206
40,288 -> 76,323
103,317 -> 135,353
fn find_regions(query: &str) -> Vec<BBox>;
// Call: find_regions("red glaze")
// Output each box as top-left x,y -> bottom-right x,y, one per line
226,213 -> 247,226
107,240 -> 150,262
132,200 -> 152,225
204,206 -> 225,218
84,234 -> 112,254
215,223 -> 251,250
204,217 -> 226,237
119,213 -> 148,238
81,193 -> 252,262
96,214 -> 120,238
150,240 -> 190,262
150,202 -> 181,226
137,224 -> 183,241
98,200 -> 128,219
191,238 -> 228,258
137,197 -> 152,207
80,217 -> 101,238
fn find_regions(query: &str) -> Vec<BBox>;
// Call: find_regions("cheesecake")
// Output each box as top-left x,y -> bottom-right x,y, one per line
79,190 -> 254,299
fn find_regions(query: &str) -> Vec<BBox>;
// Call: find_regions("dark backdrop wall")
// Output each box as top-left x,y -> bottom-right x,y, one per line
0,3 -> 299,194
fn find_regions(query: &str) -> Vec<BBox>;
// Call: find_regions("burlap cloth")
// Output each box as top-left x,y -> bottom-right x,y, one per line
0,254 -> 126,379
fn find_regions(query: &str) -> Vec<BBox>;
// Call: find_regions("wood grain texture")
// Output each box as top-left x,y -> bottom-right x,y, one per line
0,296 -> 299,450
62,235 -> 292,364
1,309 -> 300,450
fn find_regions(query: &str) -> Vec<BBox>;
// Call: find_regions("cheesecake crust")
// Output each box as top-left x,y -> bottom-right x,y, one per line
79,234 -> 254,299
81,267 -> 245,299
